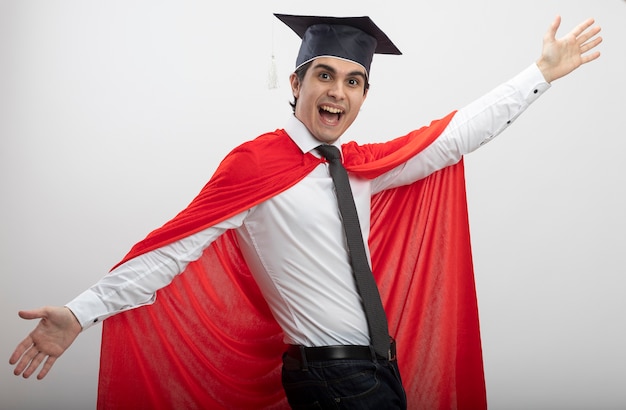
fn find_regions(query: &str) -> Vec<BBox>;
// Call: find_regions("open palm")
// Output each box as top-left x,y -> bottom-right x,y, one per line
9,307 -> 82,379
537,16 -> 602,83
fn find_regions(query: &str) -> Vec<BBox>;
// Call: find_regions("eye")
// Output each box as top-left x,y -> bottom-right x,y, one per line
347,78 -> 360,87
319,72 -> 331,81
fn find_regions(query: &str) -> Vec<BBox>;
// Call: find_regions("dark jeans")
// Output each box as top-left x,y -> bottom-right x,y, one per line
281,353 -> 407,409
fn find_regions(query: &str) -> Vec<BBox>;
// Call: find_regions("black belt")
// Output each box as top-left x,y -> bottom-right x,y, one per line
286,339 -> 396,364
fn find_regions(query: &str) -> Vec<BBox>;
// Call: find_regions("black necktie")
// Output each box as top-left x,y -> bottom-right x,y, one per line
316,144 -> 390,358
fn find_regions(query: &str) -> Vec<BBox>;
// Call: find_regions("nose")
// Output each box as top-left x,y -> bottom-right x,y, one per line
327,81 -> 346,100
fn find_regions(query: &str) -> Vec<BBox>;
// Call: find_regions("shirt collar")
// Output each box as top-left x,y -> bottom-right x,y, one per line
284,115 -> 342,156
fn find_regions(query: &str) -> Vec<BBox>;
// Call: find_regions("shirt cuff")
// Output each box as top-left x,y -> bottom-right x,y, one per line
65,289 -> 114,330
512,63 -> 551,104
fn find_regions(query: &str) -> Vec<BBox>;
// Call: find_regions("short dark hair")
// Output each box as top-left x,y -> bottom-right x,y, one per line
289,61 -> 312,113
289,61 -> 370,113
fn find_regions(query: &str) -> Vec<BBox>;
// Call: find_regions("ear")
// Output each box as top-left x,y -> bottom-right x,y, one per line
289,73 -> 300,99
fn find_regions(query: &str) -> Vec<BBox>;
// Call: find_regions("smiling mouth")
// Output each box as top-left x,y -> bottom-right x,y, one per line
319,105 -> 343,124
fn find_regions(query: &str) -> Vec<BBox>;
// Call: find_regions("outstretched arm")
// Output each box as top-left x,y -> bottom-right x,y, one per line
536,16 -> 602,83
9,306 -> 82,380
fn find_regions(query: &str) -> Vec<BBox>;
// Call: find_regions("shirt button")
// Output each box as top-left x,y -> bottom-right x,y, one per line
93,318 -> 99,323
533,89 -> 539,94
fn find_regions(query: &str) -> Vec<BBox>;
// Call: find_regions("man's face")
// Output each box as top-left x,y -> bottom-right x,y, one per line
290,57 -> 369,144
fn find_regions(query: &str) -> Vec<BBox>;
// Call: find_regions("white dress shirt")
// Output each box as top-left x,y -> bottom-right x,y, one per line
67,64 -> 549,347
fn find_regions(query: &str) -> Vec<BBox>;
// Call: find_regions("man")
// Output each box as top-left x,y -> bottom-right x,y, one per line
10,13 -> 601,410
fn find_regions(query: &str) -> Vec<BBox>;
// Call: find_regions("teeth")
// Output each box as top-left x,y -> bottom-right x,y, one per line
321,105 -> 342,114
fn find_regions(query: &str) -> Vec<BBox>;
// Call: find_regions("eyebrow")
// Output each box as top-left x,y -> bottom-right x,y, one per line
313,62 -> 367,81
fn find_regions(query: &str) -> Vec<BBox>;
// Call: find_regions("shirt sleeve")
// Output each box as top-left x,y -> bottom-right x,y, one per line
66,210 -> 249,330
371,63 -> 550,193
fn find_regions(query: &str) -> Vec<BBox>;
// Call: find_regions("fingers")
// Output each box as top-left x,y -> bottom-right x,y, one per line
549,16 -> 601,47
570,18 -> 602,56
548,15 -> 562,38
18,308 -> 46,321
575,20 -> 602,64
10,309 -> 46,375
12,343 -> 41,378
10,307 -> 72,380
578,27 -> 602,50
22,349 -> 46,379
571,17 -> 596,38
9,336 -> 33,365
12,343 -> 56,379
544,15 -> 561,42
37,356 -> 57,380
580,35 -> 603,55
581,50 -> 601,65
11,308 -> 49,378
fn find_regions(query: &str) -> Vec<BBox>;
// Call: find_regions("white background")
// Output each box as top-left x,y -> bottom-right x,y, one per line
1,1 -> 624,409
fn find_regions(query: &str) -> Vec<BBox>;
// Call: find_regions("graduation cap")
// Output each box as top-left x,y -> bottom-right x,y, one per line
274,13 -> 402,76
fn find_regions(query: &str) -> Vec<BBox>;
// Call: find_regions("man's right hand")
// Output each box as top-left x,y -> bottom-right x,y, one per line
9,306 -> 82,380
536,16 -> 602,84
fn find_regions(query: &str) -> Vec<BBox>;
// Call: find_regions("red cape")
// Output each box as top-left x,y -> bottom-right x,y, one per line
98,112 -> 486,409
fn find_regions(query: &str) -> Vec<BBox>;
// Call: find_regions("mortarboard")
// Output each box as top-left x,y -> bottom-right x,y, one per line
274,13 -> 402,76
